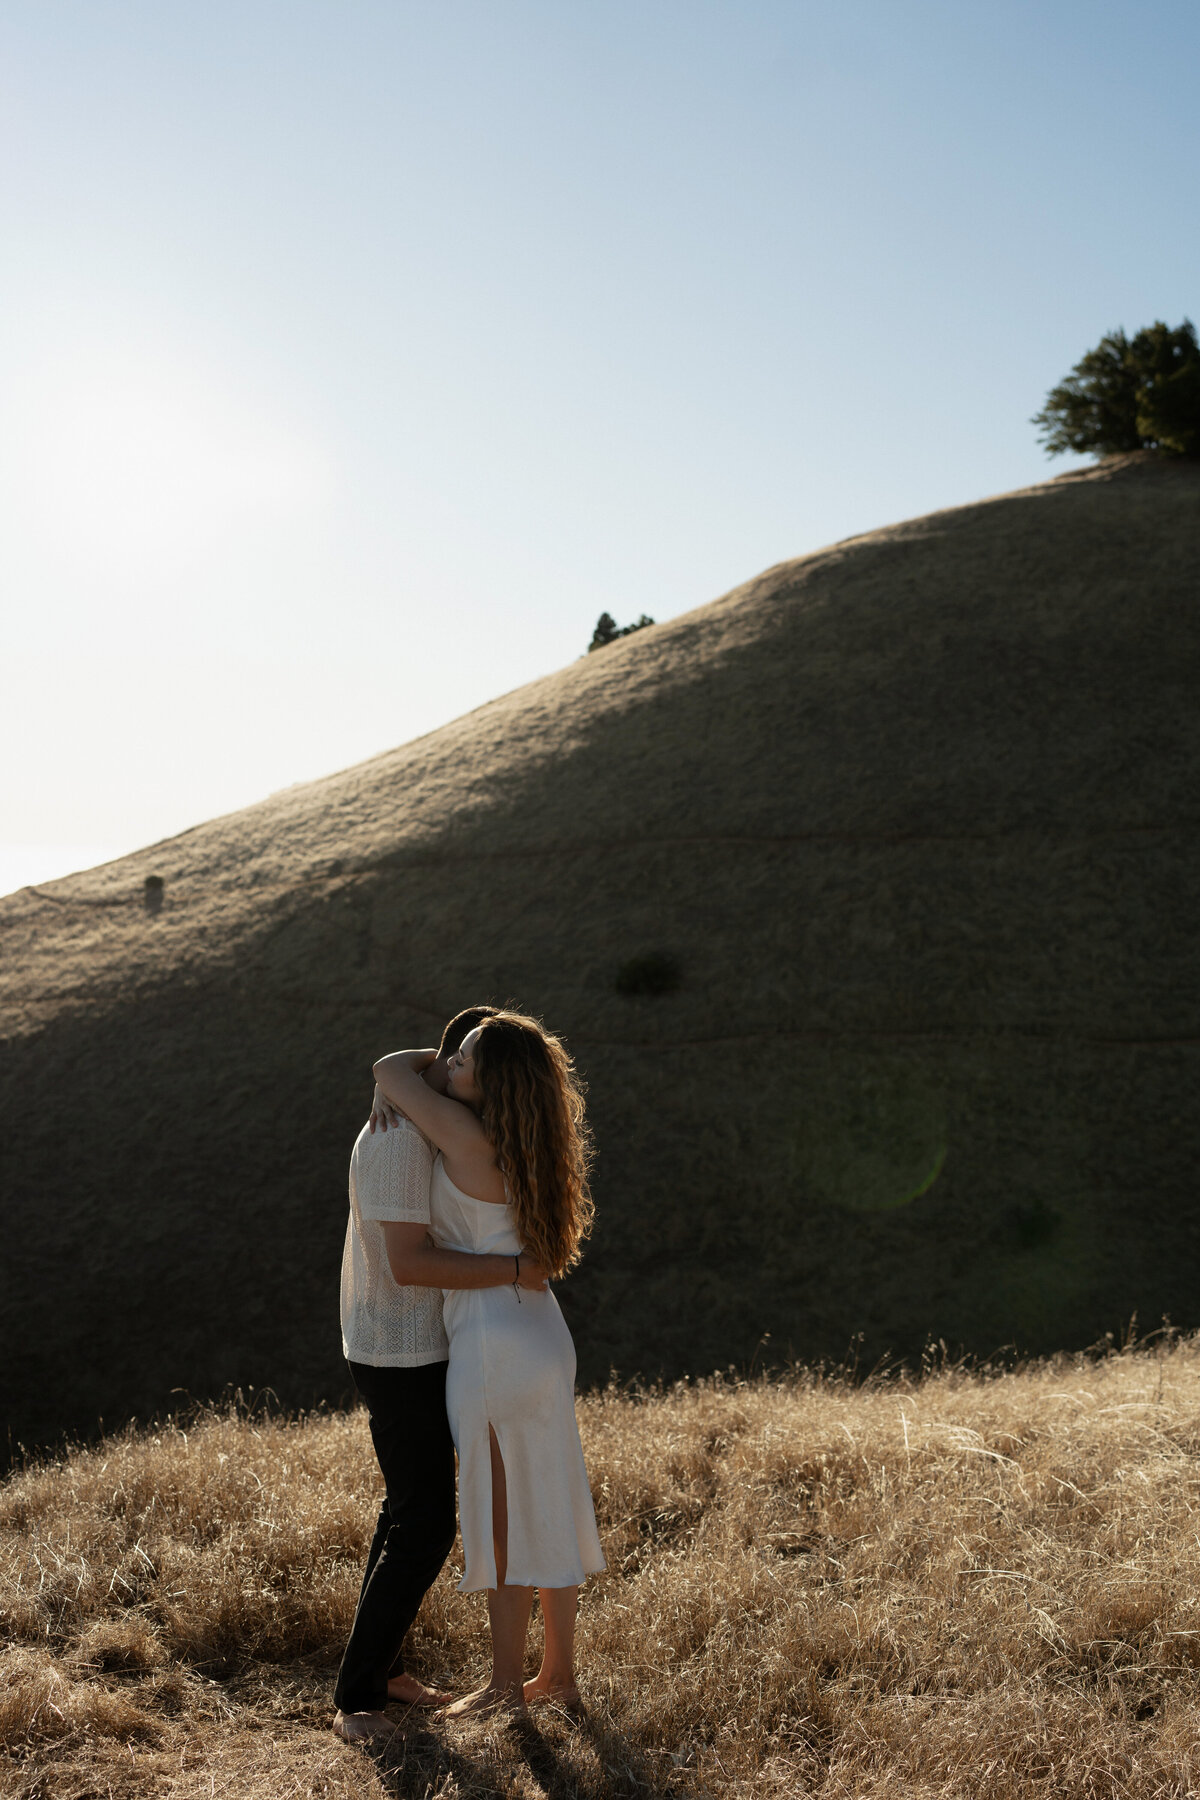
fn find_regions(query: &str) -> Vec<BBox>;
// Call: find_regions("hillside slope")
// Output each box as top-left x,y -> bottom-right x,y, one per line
3,454 -> 1198,1447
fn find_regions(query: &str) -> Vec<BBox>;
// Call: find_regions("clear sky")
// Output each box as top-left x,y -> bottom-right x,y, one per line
2,0 -> 1197,894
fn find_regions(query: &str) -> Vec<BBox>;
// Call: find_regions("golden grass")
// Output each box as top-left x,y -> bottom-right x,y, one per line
6,1339 -> 1200,1797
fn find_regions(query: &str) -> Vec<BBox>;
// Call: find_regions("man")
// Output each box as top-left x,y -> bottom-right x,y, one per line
332,1004 -> 548,1743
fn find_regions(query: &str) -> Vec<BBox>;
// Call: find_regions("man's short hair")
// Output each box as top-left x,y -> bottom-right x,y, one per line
437,1005 -> 500,1059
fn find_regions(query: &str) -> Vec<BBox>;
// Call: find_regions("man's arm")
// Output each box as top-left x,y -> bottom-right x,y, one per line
360,1109 -> 544,1287
382,1222 -> 547,1291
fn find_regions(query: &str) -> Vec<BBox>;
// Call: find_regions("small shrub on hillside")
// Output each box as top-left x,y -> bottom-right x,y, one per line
1008,1196 -> 1061,1248
1033,319 -> 1200,458
587,610 -> 655,652
614,950 -> 682,996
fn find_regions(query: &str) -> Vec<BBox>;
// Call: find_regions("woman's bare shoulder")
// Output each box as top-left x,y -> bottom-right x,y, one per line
439,1152 -> 508,1206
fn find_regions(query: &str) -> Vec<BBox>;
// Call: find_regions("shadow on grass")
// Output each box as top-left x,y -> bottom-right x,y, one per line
365,1704 -> 680,1799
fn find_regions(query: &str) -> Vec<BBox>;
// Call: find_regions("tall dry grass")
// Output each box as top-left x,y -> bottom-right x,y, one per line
6,1339 -> 1200,1797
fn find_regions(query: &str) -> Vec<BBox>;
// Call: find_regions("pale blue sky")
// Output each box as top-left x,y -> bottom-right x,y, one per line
2,0 -> 1197,892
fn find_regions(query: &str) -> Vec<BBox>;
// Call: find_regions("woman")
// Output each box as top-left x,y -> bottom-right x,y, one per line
372,1010 -> 605,1717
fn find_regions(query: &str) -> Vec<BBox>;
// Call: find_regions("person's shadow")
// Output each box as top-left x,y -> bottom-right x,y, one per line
364,1703 -> 676,1798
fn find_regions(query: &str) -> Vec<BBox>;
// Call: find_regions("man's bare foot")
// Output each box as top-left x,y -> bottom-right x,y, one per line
522,1677 -> 582,1712
387,1673 -> 452,1708
332,1708 -> 396,1743
444,1682 -> 527,1720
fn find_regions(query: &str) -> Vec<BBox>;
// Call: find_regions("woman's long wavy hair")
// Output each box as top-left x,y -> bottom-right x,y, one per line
472,1011 -> 594,1279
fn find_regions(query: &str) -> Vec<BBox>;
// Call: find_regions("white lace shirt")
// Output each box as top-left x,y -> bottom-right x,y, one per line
340,1116 -> 449,1367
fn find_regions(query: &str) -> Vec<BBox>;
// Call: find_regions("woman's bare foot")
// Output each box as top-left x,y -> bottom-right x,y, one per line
522,1677 -> 582,1711
332,1708 -> 396,1743
387,1673 -> 452,1708
444,1682 -> 527,1720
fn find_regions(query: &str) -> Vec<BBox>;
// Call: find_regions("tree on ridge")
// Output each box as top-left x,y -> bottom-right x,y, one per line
1033,319 -> 1200,459
588,611 -> 655,653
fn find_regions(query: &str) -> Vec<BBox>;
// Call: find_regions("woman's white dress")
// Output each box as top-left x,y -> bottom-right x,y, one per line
429,1154 -> 606,1593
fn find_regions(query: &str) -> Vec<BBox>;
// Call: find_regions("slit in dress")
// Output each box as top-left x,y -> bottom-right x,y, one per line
487,1422 -> 512,1588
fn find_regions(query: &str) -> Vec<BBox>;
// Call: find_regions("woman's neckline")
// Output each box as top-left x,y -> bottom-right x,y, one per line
436,1152 -> 508,1208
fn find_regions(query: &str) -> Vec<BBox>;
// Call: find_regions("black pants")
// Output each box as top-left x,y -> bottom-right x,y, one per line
334,1358 -> 457,1714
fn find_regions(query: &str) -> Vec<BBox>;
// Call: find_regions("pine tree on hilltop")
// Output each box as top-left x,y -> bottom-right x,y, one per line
587,611 -> 655,652
1033,320 -> 1200,459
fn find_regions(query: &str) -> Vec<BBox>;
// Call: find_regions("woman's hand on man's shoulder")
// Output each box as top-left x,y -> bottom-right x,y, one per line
368,1084 -> 403,1134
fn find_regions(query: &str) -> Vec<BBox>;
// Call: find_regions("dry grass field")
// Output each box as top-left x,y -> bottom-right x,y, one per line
7,1336 -> 1200,1799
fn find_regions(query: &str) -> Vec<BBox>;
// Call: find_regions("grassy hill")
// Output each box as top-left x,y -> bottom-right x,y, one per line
2,452 -> 1198,1449
5,1340 -> 1200,1798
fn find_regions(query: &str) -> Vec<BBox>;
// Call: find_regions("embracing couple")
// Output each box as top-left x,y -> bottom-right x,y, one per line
332,1006 -> 606,1741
